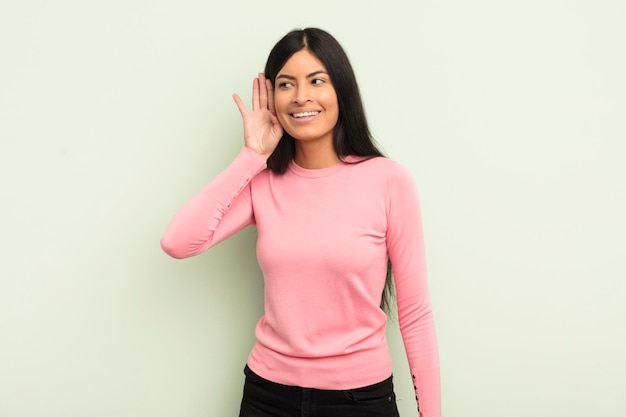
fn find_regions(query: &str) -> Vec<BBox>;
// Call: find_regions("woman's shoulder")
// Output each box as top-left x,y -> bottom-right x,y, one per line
346,155 -> 413,178
342,156 -> 417,198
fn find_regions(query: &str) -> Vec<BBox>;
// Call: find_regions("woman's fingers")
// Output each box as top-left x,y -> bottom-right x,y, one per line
258,73 -> 268,110
232,93 -> 248,118
251,76 -> 260,110
232,93 -> 247,117
266,77 -> 276,117
234,74 -> 275,120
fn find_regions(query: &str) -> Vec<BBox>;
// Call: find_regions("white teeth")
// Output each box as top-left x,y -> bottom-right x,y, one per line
292,111 -> 319,118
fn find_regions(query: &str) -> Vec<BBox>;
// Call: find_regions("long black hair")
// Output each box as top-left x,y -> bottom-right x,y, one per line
263,27 -> 395,314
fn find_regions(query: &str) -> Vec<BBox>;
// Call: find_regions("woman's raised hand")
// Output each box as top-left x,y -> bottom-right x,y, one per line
233,73 -> 283,159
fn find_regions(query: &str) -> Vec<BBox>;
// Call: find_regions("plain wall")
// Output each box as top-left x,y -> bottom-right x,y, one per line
1,1 -> 624,416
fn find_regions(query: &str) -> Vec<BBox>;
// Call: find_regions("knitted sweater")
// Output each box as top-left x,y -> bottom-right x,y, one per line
161,146 -> 440,417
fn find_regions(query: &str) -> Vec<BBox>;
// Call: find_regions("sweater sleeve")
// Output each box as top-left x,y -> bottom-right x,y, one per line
386,162 -> 441,417
160,147 -> 268,259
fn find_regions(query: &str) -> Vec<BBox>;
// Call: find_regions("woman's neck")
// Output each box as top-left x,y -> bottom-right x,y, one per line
293,140 -> 339,169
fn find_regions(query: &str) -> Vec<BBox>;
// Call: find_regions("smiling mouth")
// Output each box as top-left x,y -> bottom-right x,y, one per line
291,111 -> 320,118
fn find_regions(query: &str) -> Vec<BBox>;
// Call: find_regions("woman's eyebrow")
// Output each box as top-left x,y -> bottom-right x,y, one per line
276,70 -> 328,80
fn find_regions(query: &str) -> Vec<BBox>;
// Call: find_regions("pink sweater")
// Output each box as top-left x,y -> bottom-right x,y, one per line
161,147 -> 440,417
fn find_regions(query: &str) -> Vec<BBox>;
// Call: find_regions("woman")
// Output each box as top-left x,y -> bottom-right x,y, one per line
161,27 -> 440,417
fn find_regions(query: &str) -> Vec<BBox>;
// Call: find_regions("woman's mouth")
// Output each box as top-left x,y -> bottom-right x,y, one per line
291,111 -> 320,119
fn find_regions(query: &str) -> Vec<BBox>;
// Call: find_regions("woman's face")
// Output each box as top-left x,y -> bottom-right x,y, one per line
273,49 -> 339,146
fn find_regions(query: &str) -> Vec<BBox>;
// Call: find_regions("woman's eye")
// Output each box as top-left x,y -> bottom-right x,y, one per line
312,78 -> 325,85
278,82 -> 293,88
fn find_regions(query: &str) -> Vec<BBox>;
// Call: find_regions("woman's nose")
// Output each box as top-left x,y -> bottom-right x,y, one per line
293,86 -> 312,104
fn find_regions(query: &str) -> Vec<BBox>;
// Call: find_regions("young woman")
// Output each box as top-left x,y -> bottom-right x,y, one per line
161,27 -> 441,417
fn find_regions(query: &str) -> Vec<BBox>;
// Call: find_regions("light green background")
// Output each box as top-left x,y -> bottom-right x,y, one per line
1,1 -> 624,416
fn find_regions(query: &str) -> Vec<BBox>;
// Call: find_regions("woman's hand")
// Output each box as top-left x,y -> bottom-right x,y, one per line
233,73 -> 283,159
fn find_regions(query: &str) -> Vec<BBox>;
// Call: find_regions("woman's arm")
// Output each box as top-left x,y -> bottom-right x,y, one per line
160,147 -> 267,259
161,73 -> 283,259
386,162 -> 441,417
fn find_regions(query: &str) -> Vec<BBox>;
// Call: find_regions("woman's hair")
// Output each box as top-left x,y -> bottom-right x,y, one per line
263,27 -> 396,314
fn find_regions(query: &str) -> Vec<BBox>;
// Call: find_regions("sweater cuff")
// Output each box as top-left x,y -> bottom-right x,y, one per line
411,367 -> 441,417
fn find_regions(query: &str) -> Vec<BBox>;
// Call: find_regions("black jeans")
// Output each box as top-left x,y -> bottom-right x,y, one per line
239,365 -> 400,417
